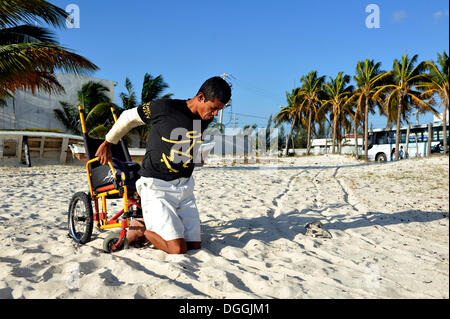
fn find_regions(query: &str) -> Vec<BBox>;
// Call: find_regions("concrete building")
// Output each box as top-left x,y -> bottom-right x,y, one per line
433,112 -> 449,124
0,73 -> 117,132
0,74 -> 117,165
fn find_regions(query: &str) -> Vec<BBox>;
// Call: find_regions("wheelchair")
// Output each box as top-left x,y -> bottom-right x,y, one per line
68,106 -> 142,253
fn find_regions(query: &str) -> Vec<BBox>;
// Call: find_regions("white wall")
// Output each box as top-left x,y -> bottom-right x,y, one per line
0,74 -> 117,132
433,112 -> 448,124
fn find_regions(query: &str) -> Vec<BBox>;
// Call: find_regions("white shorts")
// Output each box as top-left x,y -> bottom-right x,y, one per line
136,176 -> 201,242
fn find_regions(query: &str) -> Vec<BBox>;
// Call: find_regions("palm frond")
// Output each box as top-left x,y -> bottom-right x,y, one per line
77,81 -> 110,111
0,25 -> 57,45
53,101 -> 80,134
160,93 -> 173,99
0,0 -> 68,29
0,69 -> 64,97
141,73 -> 170,103
0,42 -> 98,97
89,125 -> 109,139
85,102 -> 117,131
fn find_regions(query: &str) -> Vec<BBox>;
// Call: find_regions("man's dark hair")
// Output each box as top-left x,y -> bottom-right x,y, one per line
197,76 -> 232,104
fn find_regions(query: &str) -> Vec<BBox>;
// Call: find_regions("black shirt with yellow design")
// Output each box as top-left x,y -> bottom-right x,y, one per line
136,99 -> 212,181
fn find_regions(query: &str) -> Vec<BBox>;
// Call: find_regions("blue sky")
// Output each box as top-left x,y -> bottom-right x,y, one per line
51,0 -> 449,130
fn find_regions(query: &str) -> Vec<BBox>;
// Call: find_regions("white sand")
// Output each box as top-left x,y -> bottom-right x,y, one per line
0,155 -> 448,299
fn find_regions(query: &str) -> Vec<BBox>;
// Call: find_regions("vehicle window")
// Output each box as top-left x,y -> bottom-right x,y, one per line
433,129 -> 439,141
400,132 -> 406,143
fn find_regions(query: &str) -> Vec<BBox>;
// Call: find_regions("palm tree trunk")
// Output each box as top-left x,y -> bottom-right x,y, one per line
332,120 -> 336,154
427,123 -> 432,156
362,108 -> 366,156
338,121 -> 341,154
332,111 -> 337,154
284,118 -> 296,156
306,109 -> 312,155
415,131 -> 419,157
443,101 -> 448,154
395,96 -> 403,161
415,111 -> 419,157
405,122 -> 410,158
354,117 -> 358,159
364,96 -> 369,160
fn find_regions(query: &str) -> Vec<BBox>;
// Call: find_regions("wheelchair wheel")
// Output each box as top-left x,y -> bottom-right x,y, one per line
68,192 -> 94,244
103,231 -> 129,253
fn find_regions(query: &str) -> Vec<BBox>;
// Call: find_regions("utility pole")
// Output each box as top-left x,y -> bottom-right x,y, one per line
219,73 -> 230,134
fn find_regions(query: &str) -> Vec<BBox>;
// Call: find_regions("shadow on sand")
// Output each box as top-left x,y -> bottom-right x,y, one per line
200,158 -> 403,172
202,207 -> 448,254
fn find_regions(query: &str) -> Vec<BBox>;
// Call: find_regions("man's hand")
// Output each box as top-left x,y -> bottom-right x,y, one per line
95,140 -> 112,165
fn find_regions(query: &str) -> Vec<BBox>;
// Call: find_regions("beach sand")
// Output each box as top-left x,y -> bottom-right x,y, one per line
0,155 -> 448,299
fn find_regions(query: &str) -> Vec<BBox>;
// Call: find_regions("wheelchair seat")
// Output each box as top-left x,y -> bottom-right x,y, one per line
91,158 -> 141,194
83,133 -> 141,197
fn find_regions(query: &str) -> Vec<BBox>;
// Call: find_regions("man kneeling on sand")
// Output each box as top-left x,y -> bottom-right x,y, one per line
95,77 -> 231,254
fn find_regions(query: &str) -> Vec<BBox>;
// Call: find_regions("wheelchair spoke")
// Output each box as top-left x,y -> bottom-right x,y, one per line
72,199 -> 88,233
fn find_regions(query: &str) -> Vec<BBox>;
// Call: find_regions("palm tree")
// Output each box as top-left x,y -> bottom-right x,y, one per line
374,52 -> 437,160
54,81 -> 116,136
53,101 -> 81,135
120,78 -> 138,110
119,74 -> 173,147
0,0 -> 98,105
343,95 -> 362,158
297,71 -> 326,154
77,81 -> 111,113
315,104 -> 332,154
78,81 -> 118,138
322,72 -> 354,153
347,59 -> 390,159
418,51 -> 449,153
141,73 -> 173,104
273,88 -> 301,156
339,96 -> 356,154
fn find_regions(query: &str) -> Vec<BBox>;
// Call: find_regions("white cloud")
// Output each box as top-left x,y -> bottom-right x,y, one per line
392,10 -> 407,23
434,9 -> 449,21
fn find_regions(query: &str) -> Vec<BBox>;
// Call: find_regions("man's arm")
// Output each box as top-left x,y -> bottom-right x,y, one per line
95,108 -> 145,165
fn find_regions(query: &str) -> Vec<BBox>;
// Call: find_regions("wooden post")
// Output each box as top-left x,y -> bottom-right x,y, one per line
39,136 -> 45,159
16,136 -> 23,164
60,137 -> 69,164
427,123 -> 432,156
23,136 -> 31,167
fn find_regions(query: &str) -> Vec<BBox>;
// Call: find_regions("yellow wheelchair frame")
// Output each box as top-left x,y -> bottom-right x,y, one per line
67,106 -> 141,252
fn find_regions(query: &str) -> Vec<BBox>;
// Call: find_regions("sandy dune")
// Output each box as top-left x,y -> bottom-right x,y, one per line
0,155 -> 448,299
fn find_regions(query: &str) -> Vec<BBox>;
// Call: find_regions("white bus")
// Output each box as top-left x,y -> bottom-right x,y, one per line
367,122 -> 449,162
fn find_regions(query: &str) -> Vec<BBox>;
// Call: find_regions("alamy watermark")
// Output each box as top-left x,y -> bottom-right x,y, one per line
365,4 -> 380,28
365,263 -> 381,289
166,123 -> 280,164
66,4 -> 80,29
165,123 -> 281,175
65,262 -> 80,290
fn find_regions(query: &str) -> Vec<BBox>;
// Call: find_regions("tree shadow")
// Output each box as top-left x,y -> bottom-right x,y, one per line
201,207 -> 447,255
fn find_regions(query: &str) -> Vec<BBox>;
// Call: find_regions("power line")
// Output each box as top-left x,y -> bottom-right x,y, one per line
218,73 -> 277,128
232,76 -> 282,104
219,73 -> 232,130
232,112 -> 268,120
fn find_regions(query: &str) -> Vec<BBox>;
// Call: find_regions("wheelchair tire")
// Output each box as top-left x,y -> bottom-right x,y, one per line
103,232 -> 129,253
68,192 -> 94,244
